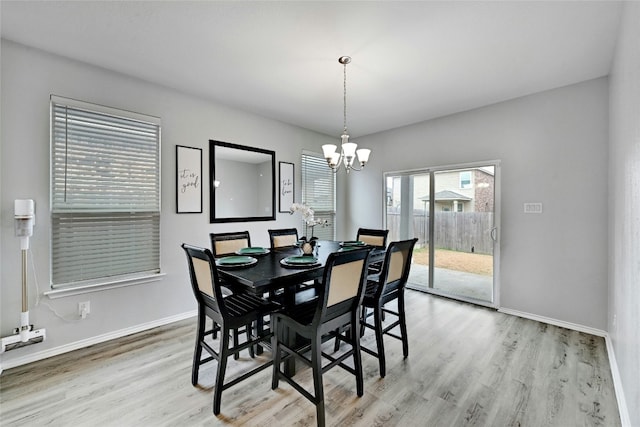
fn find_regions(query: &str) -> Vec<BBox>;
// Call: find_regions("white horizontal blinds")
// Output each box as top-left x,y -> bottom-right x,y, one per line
51,96 -> 161,287
51,103 -> 160,211
51,213 -> 160,284
301,152 -> 335,240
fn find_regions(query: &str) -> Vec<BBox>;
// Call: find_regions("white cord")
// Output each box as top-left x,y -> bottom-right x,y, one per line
30,249 -> 81,323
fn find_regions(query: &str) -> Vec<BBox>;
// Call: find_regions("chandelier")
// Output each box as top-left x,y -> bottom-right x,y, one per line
322,56 -> 371,173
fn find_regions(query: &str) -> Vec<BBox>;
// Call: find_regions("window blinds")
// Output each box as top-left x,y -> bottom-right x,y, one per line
301,152 -> 335,240
50,96 -> 161,287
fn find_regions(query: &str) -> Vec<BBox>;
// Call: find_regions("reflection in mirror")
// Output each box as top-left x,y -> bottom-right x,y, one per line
209,140 -> 276,223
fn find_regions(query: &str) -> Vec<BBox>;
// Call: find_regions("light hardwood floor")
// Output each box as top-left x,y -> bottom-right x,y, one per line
0,291 -> 620,426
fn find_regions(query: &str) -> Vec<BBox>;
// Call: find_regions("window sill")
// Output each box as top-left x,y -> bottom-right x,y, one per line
44,273 -> 166,299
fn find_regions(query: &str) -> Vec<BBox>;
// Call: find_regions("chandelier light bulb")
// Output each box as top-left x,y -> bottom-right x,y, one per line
322,144 -> 337,159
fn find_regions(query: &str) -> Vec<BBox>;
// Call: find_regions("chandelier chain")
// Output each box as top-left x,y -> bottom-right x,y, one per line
343,60 -> 348,134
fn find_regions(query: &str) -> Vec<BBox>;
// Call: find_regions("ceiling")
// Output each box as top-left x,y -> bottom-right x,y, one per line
0,1 -> 622,139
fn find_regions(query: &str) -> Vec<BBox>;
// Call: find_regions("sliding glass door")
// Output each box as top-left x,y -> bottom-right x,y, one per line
385,162 -> 499,307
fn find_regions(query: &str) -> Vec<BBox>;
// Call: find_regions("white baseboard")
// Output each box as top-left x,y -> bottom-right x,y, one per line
0,310 -> 197,373
498,307 -> 607,336
604,334 -> 632,427
498,307 -> 631,427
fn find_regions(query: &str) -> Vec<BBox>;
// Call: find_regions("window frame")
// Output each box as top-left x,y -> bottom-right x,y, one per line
49,95 -> 162,292
459,170 -> 472,189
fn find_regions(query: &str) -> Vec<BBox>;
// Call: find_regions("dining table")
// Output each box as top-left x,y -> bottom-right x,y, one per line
216,240 -> 385,299
215,239 -> 386,374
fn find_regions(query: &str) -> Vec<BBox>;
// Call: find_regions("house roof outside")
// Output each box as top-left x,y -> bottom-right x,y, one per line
419,190 -> 472,203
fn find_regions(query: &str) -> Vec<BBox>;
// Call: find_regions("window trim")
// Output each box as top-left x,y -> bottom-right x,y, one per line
49,95 -> 162,289
44,273 -> 166,299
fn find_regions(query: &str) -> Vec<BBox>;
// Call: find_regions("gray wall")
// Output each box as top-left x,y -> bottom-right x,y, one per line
0,40 -> 333,368
344,77 -> 609,331
609,2 -> 640,425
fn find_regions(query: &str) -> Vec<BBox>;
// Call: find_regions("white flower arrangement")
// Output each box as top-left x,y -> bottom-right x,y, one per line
289,203 -> 329,238
289,203 -> 315,225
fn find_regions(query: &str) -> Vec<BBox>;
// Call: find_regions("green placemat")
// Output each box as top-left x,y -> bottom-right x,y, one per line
236,247 -> 269,255
283,256 -> 318,265
217,255 -> 255,265
341,240 -> 365,246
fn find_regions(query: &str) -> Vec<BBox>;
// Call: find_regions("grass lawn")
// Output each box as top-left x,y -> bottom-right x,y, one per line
412,247 -> 493,276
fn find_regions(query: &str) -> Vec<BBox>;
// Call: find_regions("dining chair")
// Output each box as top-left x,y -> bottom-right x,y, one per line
268,228 -> 299,249
209,231 -> 252,294
356,228 -> 389,248
356,228 -> 389,275
271,248 -> 371,427
268,227 -> 318,298
181,243 -> 280,415
210,231 -> 252,257
211,231 -> 272,355
360,238 -> 417,378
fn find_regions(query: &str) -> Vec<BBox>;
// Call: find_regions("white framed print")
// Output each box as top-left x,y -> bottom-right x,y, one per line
176,145 -> 203,213
279,161 -> 294,213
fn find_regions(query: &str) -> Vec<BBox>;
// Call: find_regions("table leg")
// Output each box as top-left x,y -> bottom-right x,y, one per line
282,287 -> 297,376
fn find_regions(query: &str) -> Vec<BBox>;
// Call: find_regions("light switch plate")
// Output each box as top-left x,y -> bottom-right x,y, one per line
524,202 -> 543,214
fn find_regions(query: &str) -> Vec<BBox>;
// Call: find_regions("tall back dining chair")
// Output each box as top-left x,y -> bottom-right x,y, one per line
210,231 -> 251,257
268,228 -> 299,249
271,248 -> 371,427
356,228 -> 389,248
360,238 -> 418,378
269,227 -> 318,296
210,231 -> 252,298
181,243 -> 280,415
356,228 -> 389,274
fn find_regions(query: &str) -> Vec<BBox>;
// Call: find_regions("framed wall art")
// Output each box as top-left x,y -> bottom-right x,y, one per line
176,145 -> 203,213
279,161 -> 294,213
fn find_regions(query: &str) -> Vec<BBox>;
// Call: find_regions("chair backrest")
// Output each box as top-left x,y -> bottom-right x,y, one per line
376,238 -> 418,299
210,231 -> 251,257
268,228 -> 299,249
181,244 -> 225,316
315,248 -> 371,327
357,228 -> 389,248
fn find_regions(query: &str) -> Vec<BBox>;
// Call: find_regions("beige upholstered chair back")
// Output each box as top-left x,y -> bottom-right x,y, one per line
268,228 -> 299,248
356,228 -> 389,248
377,238 -> 418,298
210,231 -> 251,257
193,257 -> 215,299
214,238 -> 249,256
359,234 -> 385,247
327,259 -> 366,307
386,249 -> 409,284
272,234 -> 298,248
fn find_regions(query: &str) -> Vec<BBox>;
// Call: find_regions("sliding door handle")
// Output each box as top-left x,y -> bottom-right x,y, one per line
490,227 -> 498,241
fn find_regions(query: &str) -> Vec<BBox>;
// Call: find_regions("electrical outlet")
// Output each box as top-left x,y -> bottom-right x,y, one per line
78,301 -> 90,319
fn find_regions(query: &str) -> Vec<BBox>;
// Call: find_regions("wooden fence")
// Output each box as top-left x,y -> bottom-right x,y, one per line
387,211 -> 494,255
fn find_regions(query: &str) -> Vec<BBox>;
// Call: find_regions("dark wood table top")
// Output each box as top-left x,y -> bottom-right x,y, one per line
216,240 -> 384,295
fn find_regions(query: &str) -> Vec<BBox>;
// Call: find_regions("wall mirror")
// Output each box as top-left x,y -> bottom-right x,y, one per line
209,140 -> 276,223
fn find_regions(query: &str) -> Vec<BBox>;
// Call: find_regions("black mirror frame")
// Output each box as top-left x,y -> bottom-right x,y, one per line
209,140 -> 276,223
